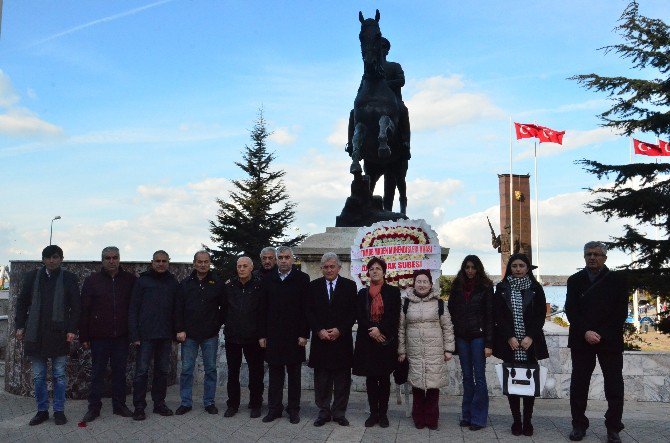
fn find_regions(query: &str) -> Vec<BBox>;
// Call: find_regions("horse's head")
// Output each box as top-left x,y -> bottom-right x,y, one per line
358,10 -> 384,78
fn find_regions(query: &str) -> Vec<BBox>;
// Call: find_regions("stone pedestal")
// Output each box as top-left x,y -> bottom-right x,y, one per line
5,260 -> 192,398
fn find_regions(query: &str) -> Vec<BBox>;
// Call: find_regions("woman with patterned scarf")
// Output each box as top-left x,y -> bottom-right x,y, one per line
493,253 -> 548,437
352,257 -> 401,428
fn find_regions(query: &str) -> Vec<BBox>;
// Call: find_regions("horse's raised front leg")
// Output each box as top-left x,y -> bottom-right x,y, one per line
350,122 -> 366,174
378,115 -> 394,159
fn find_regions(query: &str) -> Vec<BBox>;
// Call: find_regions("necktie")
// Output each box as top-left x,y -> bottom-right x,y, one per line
328,281 -> 334,304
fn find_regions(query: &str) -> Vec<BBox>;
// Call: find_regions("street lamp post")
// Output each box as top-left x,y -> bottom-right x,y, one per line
50,216 -> 61,245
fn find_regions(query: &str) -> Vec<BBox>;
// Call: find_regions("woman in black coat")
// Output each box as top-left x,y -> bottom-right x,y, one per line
352,257 -> 401,429
493,253 -> 548,437
448,255 -> 493,431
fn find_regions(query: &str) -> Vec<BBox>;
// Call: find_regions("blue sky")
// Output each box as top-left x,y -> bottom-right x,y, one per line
1,0 -> 668,276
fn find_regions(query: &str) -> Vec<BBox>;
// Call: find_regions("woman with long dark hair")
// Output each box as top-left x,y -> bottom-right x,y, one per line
448,255 -> 493,431
352,257 -> 401,428
493,253 -> 548,437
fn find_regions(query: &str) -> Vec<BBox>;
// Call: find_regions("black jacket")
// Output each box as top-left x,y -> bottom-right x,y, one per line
128,269 -> 178,342
306,276 -> 357,370
492,279 -> 548,363
175,270 -> 225,342
259,266 -> 310,365
565,266 -> 628,352
448,282 -> 494,348
15,267 -> 80,358
222,275 -> 264,345
352,283 -> 401,377
79,267 -> 137,342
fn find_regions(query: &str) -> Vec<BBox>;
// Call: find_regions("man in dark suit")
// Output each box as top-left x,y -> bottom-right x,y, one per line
259,246 -> 310,424
565,241 -> 628,443
306,252 -> 357,427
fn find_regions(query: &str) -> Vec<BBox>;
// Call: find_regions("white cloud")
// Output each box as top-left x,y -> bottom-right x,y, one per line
517,127 -> 620,159
437,190 -> 635,275
0,70 -> 64,138
0,108 -> 64,138
406,75 -> 504,131
326,118 -> 349,146
269,126 -> 298,145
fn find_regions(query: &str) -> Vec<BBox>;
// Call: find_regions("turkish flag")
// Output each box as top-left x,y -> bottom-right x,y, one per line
514,123 -> 540,140
633,138 -> 662,156
659,139 -> 670,156
537,125 -> 565,144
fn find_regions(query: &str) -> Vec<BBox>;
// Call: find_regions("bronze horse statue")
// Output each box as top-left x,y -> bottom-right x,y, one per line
349,10 -> 407,214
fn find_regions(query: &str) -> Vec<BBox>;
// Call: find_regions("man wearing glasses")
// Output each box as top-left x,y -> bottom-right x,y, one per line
79,246 -> 137,423
565,242 -> 628,443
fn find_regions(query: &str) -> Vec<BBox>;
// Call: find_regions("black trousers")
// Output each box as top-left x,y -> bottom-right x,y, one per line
225,341 -> 265,409
132,339 -> 171,409
365,375 -> 391,416
268,363 -> 301,415
570,348 -> 624,432
314,367 -> 351,420
88,337 -> 130,411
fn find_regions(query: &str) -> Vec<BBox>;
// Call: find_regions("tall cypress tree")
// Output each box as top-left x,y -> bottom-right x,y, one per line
207,110 -> 306,274
571,1 -> 670,293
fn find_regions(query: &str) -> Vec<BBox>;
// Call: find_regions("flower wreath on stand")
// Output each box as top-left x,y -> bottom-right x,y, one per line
358,225 -> 430,289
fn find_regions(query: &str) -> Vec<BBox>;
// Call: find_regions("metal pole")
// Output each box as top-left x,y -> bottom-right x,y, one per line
50,216 -> 61,245
509,117 -> 514,260
534,141 -> 541,283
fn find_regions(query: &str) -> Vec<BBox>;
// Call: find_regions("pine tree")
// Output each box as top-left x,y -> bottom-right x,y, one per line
571,1 -> 670,293
207,110 -> 306,274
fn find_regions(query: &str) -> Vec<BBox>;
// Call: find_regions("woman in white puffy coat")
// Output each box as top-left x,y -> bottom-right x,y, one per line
398,270 -> 455,430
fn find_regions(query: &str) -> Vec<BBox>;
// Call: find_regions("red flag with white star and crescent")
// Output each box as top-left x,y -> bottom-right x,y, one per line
536,125 -> 565,145
514,123 -> 540,140
659,139 -> 670,156
633,138 -> 663,156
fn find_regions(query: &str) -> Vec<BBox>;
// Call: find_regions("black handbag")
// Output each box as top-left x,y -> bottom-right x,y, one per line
393,358 -> 409,385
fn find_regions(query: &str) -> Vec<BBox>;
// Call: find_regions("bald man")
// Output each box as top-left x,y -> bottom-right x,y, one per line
222,257 -> 266,418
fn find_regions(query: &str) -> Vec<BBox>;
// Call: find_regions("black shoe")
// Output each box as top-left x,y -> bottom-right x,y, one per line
205,405 -> 218,415
569,428 -> 586,441
414,422 -> 425,429
313,417 -> 327,427
250,408 -> 261,418
262,412 -> 280,423
175,406 -> 192,416
224,407 -> 237,417
289,412 -> 300,424
113,405 -> 133,417
333,417 -> 349,426
29,411 -> 49,426
523,422 -> 534,436
607,430 -> 622,443
53,411 -> 67,425
82,409 -> 100,423
133,409 -> 146,421
365,414 -> 378,427
469,424 -> 484,431
379,415 -> 389,428
428,424 -> 438,431
459,419 -> 471,427
153,403 -> 173,416
511,421 -> 523,436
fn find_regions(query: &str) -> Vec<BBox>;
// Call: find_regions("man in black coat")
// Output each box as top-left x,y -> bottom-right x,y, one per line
259,246 -> 310,424
128,250 -> 178,420
306,252 -> 357,427
254,246 -> 277,279
565,241 -> 628,443
174,251 -> 224,416
222,256 -> 265,418
79,246 -> 137,422
15,245 -> 80,426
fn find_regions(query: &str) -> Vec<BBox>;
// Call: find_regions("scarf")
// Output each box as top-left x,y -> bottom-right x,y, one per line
369,282 -> 384,323
463,278 -> 475,302
25,267 -> 66,344
507,274 -> 532,361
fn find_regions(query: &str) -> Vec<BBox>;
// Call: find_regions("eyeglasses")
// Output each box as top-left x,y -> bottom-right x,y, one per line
584,253 -> 605,258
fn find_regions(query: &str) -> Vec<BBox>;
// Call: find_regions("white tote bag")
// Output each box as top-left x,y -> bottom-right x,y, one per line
495,362 -> 547,397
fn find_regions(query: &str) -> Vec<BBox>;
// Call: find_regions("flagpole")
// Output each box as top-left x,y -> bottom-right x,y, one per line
629,136 -> 639,330
533,141 -> 541,283
509,117 -> 514,259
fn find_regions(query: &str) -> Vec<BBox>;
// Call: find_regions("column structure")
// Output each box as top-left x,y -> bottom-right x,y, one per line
497,174 -> 533,275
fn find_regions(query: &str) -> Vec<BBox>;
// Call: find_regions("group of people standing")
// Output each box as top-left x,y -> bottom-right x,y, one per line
14,241 -> 627,443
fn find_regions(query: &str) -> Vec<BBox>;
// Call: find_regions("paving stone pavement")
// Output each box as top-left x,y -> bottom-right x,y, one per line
0,378 -> 668,442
